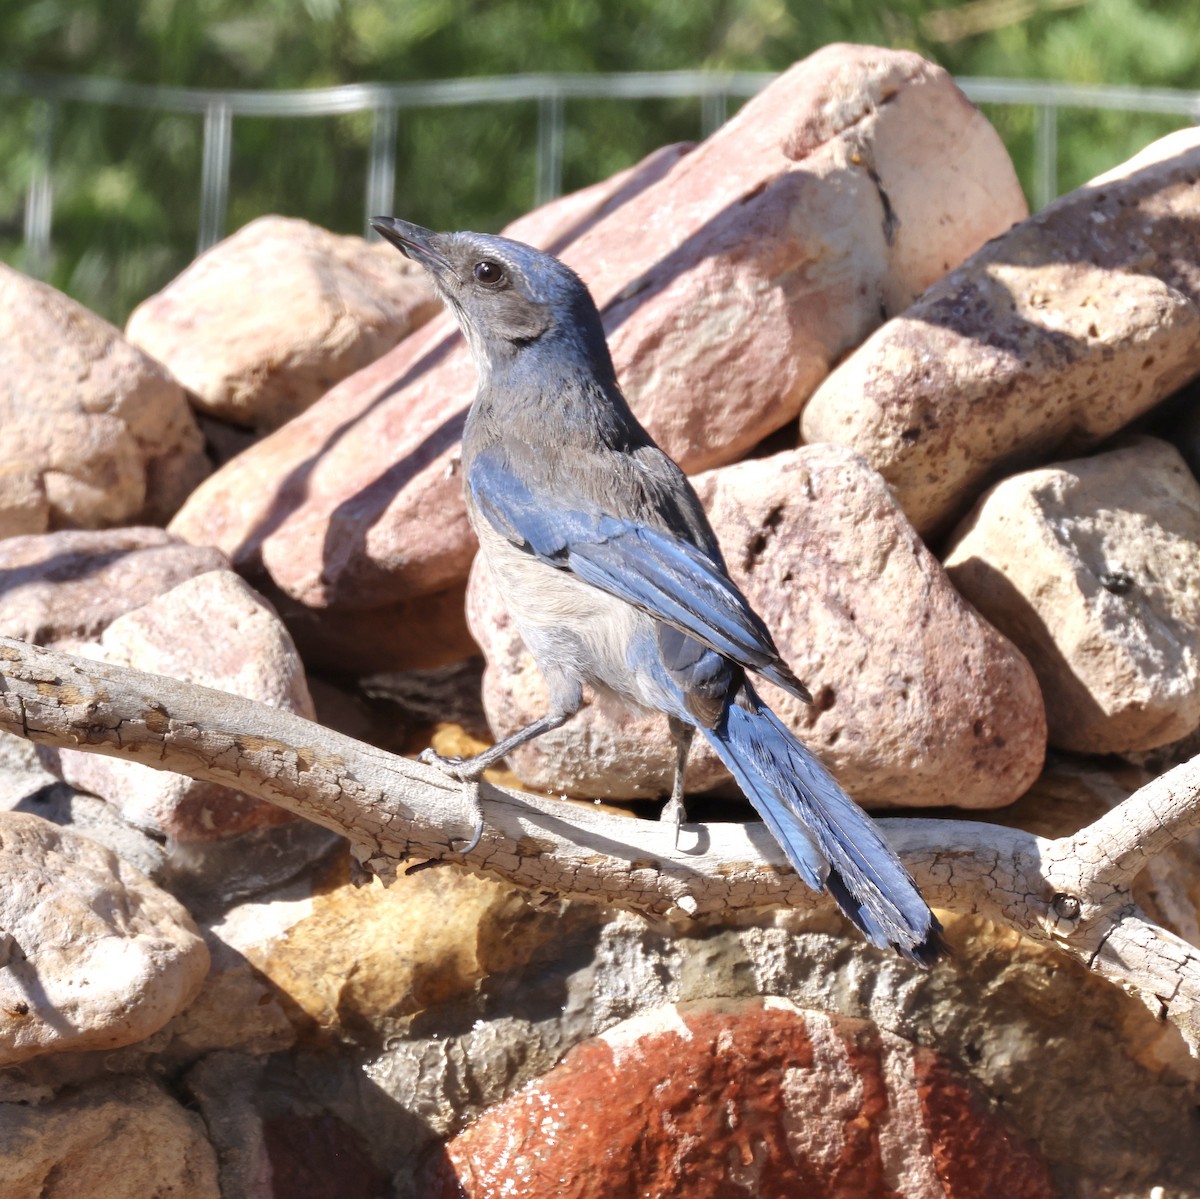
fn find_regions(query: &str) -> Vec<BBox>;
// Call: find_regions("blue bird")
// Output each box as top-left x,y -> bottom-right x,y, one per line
372,216 -> 944,965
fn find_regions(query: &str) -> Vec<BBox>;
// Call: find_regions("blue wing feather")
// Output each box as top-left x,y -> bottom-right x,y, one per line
469,450 -> 809,702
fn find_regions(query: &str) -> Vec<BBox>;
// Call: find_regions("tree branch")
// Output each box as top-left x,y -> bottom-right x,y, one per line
1,636 -> 1197,1061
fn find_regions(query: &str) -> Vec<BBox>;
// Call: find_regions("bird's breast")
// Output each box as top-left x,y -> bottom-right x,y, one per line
471,510 -> 664,713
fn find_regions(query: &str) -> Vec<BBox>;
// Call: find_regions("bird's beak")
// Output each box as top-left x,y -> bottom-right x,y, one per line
370,217 -> 456,281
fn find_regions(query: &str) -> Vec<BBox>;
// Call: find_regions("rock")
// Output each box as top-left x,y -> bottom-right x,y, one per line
367,885 -> 1198,1196
0,527 -> 228,645
469,444 -> 1045,808
0,731 -> 56,811
126,215 -> 442,433
6,785 -> 168,882
182,1054 -> 391,1199
170,45 -> 1024,613
272,580 -> 478,676
163,930 -> 297,1062
424,999 -> 1058,1199
802,126 -> 1200,537
0,811 -> 209,1066
0,1076 -> 220,1198
0,264 -> 210,532
944,437 -> 1200,754
51,569 -> 315,842
0,464 -> 48,539
199,847 -> 571,1047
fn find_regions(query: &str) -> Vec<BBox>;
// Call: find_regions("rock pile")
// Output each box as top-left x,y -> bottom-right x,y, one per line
0,42 -> 1198,1199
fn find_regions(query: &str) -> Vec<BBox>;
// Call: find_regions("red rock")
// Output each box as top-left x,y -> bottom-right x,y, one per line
171,46 -> 1023,613
426,999 -> 1058,1199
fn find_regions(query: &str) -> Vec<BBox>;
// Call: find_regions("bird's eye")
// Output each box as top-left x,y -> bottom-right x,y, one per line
473,261 -> 505,285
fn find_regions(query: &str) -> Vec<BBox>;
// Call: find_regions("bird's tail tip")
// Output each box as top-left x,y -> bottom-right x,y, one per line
825,865 -> 947,968
706,688 -> 944,967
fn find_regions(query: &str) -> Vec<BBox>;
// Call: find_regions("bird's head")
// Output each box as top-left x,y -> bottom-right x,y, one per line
371,217 -> 612,382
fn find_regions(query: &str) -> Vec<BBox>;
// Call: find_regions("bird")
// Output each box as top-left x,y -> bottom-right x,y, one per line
371,216 -> 944,966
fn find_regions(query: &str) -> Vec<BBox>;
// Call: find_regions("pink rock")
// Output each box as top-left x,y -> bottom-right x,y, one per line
54,570 -> 315,842
0,264 -> 210,531
126,215 -> 442,432
802,126 -> 1200,537
169,144 -> 693,612
426,999 -> 1058,1199
0,463 -> 48,539
469,444 -> 1044,809
0,527 -> 228,645
945,437 -> 1200,755
0,813 -> 210,1066
171,45 -> 1023,613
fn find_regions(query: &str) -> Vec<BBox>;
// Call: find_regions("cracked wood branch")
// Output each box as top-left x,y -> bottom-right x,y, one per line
1,635 -> 1198,1061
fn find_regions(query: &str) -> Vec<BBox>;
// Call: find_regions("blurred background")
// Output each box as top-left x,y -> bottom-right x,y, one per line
2,0 -> 1197,325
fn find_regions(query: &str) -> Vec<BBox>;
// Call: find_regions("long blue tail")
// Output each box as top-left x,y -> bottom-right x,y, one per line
702,685 -> 944,965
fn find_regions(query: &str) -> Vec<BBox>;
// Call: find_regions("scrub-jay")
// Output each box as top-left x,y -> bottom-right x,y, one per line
372,216 -> 943,965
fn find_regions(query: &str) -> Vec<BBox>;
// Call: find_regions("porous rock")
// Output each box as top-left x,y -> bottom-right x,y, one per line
53,570 -> 315,842
0,811 -> 209,1066
469,444 -> 1046,808
126,215 -> 442,432
363,789 -> 1200,1197
425,999 -> 1058,1199
170,44 -> 1024,614
802,126 -> 1200,536
0,264 -> 209,532
944,437 -> 1200,754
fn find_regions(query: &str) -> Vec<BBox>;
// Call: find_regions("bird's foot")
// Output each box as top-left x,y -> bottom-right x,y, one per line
660,795 -> 686,850
417,746 -> 487,782
417,748 -> 486,854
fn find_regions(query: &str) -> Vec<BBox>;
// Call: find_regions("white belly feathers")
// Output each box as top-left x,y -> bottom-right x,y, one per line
473,513 -> 663,712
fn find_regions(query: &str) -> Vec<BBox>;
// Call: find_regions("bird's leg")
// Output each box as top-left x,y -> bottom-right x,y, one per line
419,711 -> 574,781
418,694 -> 580,854
661,717 -> 695,848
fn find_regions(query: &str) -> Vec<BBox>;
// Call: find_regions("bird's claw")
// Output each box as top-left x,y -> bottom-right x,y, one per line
660,795 -> 686,850
417,748 -> 486,853
454,801 -> 486,856
418,746 -> 483,783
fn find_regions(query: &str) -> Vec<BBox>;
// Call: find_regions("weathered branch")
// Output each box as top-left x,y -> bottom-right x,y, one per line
1,635 -> 1197,1060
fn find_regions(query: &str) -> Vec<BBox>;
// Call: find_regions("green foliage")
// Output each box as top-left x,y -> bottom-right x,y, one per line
1,0 -> 1197,323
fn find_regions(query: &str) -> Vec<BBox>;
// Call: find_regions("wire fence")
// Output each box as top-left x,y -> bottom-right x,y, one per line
3,68 -> 1200,274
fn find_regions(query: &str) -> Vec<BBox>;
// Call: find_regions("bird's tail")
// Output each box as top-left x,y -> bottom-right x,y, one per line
702,685 -> 944,966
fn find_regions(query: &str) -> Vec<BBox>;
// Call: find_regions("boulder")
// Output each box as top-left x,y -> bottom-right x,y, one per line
170,44 -> 1025,613
802,126 -> 1200,536
0,811 -> 209,1066
944,437 -> 1200,754
52,569 -> 315,842
0,264 -> 209,533
126,215 -> 442,432
469,444 -> 1045,808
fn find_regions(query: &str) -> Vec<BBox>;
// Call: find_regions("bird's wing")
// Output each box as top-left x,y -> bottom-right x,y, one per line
469,448 -> 810,702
